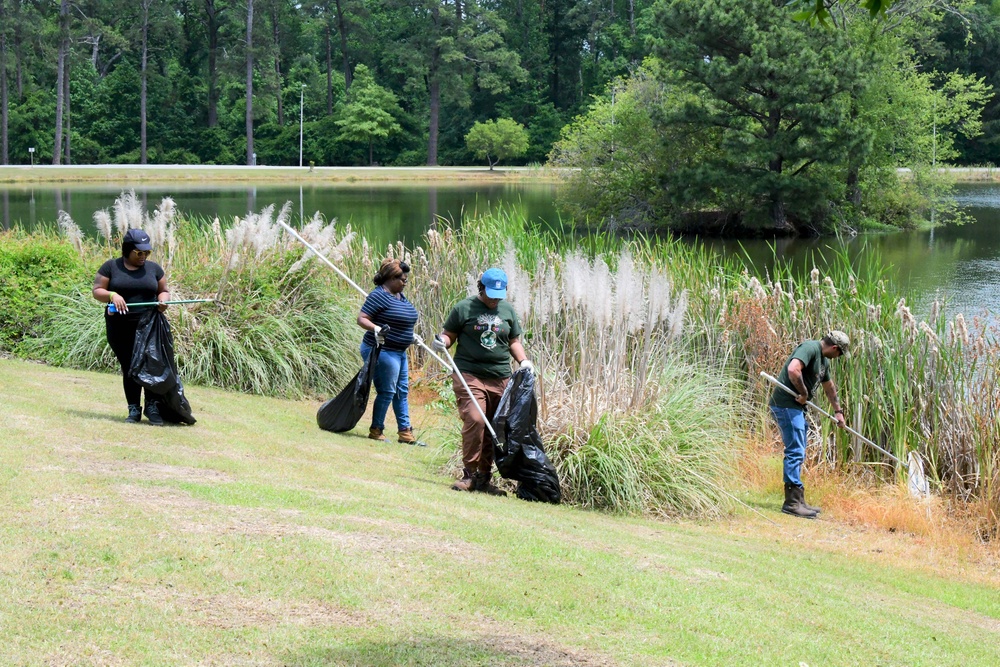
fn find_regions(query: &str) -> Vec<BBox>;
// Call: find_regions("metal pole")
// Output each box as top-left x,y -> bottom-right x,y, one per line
298,88 -> 303,167
276,219 -> 451,370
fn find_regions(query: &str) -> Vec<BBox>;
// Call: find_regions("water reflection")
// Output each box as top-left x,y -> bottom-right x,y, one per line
0,182 -> 561,247
696,184 -> 1000,318
1,181 -> 996,317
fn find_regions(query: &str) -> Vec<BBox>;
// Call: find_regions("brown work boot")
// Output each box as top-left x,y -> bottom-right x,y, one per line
473,471 -> 507,497
801,486 -> 822,514
368,427 -> 386,442
452,468 -> 477,492
397,428 -> 417,444
781,483 -> 817,519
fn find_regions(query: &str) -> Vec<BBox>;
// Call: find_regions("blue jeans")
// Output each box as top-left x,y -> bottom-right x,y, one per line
360,342 -> 410,431
770,405 -> 807,487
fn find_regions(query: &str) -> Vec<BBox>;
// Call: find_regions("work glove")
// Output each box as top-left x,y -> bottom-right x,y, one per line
520,360 -> 535,376
432,334 -> 448,353
373,325 -> 386,345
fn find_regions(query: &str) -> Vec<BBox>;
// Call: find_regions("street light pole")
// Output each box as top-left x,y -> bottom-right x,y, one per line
299,84 -> 306,168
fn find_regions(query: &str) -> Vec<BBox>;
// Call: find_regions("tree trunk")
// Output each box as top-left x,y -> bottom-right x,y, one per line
205,0 -> 223,128
246,0 -> 254,166
368,139 -> 372,166
1,3 -> 8,166
428,69 -> 440,166
63,56 -> 71,163
141,0 -> 149,164
324,21 -> 333,114
53,0 -> 69,165
272,3 -> 282,125
426,5 -> 440,166
334,0 -> 350,91
846,167 -> 862,208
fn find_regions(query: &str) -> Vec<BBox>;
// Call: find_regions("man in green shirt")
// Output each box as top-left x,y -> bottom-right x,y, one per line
769,331 -> 850,519
433,268 -> 534,495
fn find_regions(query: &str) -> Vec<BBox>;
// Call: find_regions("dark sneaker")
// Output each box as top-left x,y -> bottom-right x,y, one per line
144,401 -> 165,426
125,404 -> 142,423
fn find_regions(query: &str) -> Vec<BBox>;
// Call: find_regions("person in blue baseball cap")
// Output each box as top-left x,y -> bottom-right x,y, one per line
433,268 -> 534,495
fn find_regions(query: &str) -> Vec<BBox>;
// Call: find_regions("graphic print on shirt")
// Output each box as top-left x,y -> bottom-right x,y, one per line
476,313 -> 503,350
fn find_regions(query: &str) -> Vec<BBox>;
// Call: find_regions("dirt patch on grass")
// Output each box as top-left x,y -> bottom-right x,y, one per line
164,590 -> 366,630
80,460 -> 235,484
477,632 -> 622,667
115,483 -> 486,562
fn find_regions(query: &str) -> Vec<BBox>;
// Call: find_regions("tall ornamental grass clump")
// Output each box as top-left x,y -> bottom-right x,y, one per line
345,209 -> 745,518
25,192 -> 360,398
702,247 -> 1000,534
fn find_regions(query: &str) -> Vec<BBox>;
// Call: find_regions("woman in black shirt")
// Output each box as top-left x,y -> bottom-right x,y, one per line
92,229 -> 171,424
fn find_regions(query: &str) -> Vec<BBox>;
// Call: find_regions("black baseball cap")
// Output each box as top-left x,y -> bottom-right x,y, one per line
124,228 -> 152,251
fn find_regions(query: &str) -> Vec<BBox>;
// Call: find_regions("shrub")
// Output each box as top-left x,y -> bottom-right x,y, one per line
0,231 -> 91,352
15,195 -> 361,399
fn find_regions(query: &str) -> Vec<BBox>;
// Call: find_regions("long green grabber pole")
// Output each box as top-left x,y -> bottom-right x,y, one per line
760,371 -> 929,497
112,299 -> 215,308
276,219 -> 451,370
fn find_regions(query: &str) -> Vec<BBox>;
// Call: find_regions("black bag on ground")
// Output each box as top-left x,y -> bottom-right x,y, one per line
129,309 -> 196,425
317,339 -> 382,432
492,368 -> 561,503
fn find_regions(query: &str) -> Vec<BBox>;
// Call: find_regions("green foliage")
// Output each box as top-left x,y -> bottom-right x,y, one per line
653,0 -> 865,233
335,64 -> 403,165
0,232 -> 90,352
4,206 -> 360,399
464,118 -> 529,169
550,59 -> 716,229
556,357 -> 739,517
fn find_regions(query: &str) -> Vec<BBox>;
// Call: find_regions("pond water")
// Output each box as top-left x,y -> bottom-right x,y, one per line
2,181 -> 996,318
699,183 -> 1000,318
0,181 -> 562,247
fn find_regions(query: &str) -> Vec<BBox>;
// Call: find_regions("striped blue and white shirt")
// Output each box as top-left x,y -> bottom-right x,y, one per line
361,286 -> 419,351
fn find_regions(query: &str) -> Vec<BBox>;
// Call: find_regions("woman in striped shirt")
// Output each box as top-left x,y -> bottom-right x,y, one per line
357,259 -> 421,443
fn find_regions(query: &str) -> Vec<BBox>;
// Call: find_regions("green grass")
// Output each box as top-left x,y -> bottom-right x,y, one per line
2,358 -> 998,666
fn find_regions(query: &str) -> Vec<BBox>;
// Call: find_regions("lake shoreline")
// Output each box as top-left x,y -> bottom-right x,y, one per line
0,165 -> 568,185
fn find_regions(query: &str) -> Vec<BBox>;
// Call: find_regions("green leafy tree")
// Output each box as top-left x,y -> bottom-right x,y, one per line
550,60 -> 718,227
465,117 -> 529,169
390,0 -> 526,165
653,0 -> 865,233
335,63 -> 401,165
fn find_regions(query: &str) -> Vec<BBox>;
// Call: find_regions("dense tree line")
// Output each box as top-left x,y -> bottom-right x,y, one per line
552,0 -> 998,234
0,0 -> 657,166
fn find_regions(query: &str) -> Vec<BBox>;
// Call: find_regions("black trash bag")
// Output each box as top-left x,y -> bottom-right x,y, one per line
129,309 -> 196,425
492,368 -> 561,503
317,338 -> 382,432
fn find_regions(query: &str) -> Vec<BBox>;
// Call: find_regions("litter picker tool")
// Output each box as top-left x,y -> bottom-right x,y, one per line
436,335 -> 503,449
107,299 -> 215,314
110,299 -> 215,308
761,371 -> 929,497
276,219 -> 451,370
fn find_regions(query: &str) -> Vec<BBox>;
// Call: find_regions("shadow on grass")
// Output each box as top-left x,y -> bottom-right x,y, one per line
64,408 -> 128,423
282,635 -> 609,667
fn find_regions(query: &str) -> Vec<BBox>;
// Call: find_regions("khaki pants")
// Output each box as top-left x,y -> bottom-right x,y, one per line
452,373 -> 509,474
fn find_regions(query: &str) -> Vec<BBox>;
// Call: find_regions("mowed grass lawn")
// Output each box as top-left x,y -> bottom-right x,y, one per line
1,359 -> 998,666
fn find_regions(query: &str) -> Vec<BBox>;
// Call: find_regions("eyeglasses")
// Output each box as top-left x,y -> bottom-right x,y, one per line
132,250 -> 151,257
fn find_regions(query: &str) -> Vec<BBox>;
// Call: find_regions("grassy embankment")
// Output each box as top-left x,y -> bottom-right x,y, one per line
0,165 -> 567,185
2,357 -> 999,666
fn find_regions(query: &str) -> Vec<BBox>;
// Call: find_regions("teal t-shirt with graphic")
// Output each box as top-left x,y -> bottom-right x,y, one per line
443,296 -> 523,379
